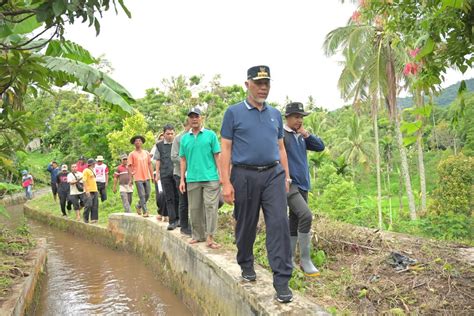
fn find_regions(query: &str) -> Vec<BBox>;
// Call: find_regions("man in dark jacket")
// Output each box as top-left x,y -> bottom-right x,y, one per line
47,160 -> 60,201
283,102 -> 325,277
154,124 -> 179,230
56,164 -> 71,216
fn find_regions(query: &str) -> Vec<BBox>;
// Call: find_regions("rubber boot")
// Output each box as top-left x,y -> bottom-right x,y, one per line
290,235 -> 298,268
298,232 -> 320,276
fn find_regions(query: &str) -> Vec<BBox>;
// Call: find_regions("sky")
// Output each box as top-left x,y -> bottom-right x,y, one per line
64,0 -> 474,111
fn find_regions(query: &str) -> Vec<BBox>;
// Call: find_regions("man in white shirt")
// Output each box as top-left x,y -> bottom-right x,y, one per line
94,155 -> 109,202
67,163 -> 84,221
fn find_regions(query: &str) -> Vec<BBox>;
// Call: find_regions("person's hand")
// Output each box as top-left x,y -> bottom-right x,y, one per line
113,187 -> 117,193
297,126 -> 310,138
285,181 -> 290,193
222,182 -> 235,205
128,180 -> 133,187
85,192 -> 90,197
154,175 -> 160,183
179,180 -> 186,193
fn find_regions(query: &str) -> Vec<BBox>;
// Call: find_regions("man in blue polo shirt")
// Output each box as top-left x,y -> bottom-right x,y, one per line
283,102 -> 325,277
179,107 -> 221,249
220,65 -> 294,303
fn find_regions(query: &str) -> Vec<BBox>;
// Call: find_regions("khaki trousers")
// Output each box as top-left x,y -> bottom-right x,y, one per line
187,181 -> 220,241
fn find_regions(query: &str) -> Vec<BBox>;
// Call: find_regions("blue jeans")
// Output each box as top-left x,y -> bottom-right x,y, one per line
24,185 -> 33,199
135,180 -> 150,212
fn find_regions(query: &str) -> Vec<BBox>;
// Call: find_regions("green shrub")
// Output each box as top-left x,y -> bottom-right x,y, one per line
311,163 -> 358,221
429,154 -> 473,217
420,212 -> 473,240
425,154 -> 474,240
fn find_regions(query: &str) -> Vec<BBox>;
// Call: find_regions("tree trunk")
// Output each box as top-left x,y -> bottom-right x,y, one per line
387,169 -> 393,228
374,94 -> 383,229
415,89 -> 427,213
398,166 -> 403,214
429,93 -> 439,149
394,114 -> 417,219
386,48 -> 417,220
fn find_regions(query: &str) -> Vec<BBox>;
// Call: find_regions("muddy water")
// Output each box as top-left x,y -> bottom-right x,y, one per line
5,205 -> 191,315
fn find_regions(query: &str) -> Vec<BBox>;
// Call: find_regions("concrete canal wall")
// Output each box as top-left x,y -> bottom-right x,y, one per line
1,191 -> 49,316
24,204 -> 328,315
0,238 -> 47,316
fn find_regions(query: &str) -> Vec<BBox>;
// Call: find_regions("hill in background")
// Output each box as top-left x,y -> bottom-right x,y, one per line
397,78 -> 474,108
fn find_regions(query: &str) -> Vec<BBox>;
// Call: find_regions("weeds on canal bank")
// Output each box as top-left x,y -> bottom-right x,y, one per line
0,223 -> 35,298
216,212 -> 474,315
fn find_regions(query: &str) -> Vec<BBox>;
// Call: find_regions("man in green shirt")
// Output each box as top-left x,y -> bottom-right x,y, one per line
179,107 -> 221,249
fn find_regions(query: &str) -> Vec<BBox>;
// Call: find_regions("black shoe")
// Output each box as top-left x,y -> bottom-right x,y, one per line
167,222 -> 177,231
180,227 -> 191,236
274,285 -> 293,303
241,267 -> 257,282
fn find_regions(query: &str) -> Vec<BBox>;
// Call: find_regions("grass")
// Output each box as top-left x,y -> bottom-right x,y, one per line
0,224 -> 35,298
28,183 -> 162,226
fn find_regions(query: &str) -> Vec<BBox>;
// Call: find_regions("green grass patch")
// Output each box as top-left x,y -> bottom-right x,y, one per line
0,223 -> 35,297
28,184 -> 162,226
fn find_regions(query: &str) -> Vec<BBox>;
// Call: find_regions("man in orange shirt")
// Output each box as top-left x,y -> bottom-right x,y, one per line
128,135 -> 154,217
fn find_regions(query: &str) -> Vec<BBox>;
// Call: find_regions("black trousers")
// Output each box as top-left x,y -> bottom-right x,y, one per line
84,192 -> 99,222
155,182 -> 168,216
97,182 -> 107,202
288,185 -> 312,235
174,175 -> 189,230
69,194 -> 84,211
231,164 -> 293,287
58,191 -> 69,216
161,175 -> 178,223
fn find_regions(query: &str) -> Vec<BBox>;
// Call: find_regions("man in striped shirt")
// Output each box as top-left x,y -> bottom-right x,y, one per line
113,154 -> 133,213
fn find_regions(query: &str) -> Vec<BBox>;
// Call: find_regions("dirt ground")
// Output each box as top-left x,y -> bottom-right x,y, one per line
217,213 -> 474,315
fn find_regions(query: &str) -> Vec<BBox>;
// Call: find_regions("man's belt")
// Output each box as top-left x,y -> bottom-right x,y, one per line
234,161 -> 279,172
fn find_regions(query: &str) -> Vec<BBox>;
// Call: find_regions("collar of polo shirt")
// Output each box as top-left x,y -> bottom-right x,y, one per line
284,125 -> 296,133
244,100 -> 268,111
188,127 -> 205,134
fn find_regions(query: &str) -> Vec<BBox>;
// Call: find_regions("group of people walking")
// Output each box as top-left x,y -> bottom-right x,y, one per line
46,156 -> 108,223
38,65 -> 324,304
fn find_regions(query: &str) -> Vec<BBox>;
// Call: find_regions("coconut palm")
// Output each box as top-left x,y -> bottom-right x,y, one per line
338,115 -> 374,168
324,16 -> 418,221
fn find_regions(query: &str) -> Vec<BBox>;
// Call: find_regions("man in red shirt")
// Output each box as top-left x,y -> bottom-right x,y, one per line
113,154 -> 133,213
76,156 -> 88,172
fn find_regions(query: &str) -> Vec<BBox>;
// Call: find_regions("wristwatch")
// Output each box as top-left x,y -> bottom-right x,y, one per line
286,178 -> 292,184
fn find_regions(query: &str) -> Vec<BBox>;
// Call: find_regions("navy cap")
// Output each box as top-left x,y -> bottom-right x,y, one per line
247,65 -> 271,80
87,158 -> 96,165
187,107 -> 201,116
285,102 -> 309,117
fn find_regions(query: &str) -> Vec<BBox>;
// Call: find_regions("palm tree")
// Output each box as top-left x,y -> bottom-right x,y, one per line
338,115 -> 374,168
324,18 -> 418,221
324,23 -> 384,228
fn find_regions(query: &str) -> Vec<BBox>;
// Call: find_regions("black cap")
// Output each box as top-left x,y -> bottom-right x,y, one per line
187,107 -> 201,116
87,158 -> 96,165
130,135 -> 146,145
285,102 -> 309,117
247,65 -> 271,80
